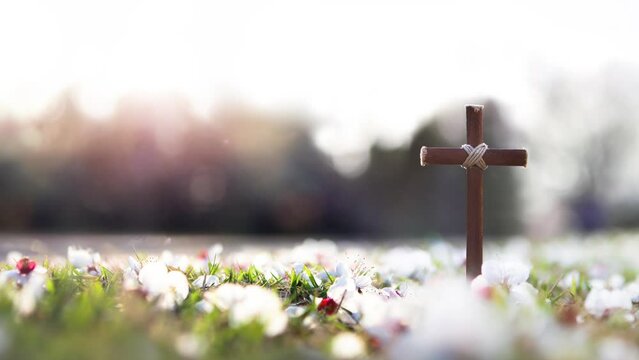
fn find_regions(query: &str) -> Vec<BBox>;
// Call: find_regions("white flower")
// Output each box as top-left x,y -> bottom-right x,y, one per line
192,244 -> 223,273
137,262 -> 189,310
67,246 -> 101,274
558,270 -> 581,289
192,274 -> 220,289
288,238 -> 338,266
228,252 -> 253,270
608,274 -> 626,289
205,283 -> 245,311
389,278 -> 510,360
473,261 -> 538,305
128,256 -> 142,273
378,247 -> 435,281
380,287 -> 403,300
285,305 -> 306,318
123,268 -> 140,291
291,263 -> 323,286
194,300 -> 213,313
160,250 -> 191,272
345,292 -> 409,345
162,271 -> 190,307
174,334 -> 206,359
258,261 -> 287,281
15,272 -> 47,315
0,257 -> 48,316
331,333 -> 366,359
5,251 -> 23,264
624,281 -> 639,303
1,258 -> 47,287
204,284 -> 288,337
429,242 -> 465,271
229,286 -> 288,337
138,262 -> 170,295
598,338 -> 639,360
481,259 -> 530,287
584,288 -> 632,318
204,244 -> 223,262
331,260 -> 373,293
327,276 -> 357,306
470,275 -> 492,299
509,282 -> 538,306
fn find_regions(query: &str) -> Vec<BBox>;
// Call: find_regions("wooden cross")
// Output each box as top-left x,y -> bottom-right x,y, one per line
419,105 -> 527,279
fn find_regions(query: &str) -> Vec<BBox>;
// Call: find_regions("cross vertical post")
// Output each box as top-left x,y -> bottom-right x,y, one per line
466,105 -> 484,279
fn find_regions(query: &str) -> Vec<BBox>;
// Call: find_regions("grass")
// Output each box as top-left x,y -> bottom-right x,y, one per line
2,235 -> 639,359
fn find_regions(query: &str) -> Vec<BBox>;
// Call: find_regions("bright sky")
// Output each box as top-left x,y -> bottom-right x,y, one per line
1,0 -> 638,160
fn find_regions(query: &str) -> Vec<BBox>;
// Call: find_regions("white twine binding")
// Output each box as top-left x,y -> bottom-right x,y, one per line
461,143 -> 488,170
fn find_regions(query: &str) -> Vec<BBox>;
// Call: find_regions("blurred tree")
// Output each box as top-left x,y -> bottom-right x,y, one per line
530,67 -> 639,232
0,94 -> 523,237
353,101 -> 522,237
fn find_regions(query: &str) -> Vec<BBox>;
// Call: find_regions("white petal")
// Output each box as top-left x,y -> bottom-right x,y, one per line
264,312 -> 288,337
509,282 -> 538,306
138,262 -> 169,295
5,251 -> 23,264
334,262 -> 352,278
128,256 -> 142,273
285,305 -> 306,318
331,333 -> 366,359
67,246 -> 96,269
327,277 -> 356,301
481,259 -> 530,287
167,271 -> 190,303
192,275 -> 220,289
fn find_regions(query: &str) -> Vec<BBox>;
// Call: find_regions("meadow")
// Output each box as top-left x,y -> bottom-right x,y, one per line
1,234 -> 638,359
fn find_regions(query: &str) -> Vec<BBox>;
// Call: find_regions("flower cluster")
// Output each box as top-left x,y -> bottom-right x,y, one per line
0,235 -> 639,359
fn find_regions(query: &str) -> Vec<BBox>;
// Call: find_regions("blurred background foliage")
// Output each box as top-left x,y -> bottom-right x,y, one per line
0,95 -> 526,236
1,69 -> 639,238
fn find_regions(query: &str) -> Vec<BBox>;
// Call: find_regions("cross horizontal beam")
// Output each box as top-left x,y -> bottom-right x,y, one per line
420,147 -> 527,167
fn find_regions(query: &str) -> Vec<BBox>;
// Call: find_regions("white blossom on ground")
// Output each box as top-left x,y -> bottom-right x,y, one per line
331,332 -> 366,359
378,247 -> 435,282
327,276 -> 357,309
623,281 -> 639,303
137,261 -> 190,310
5,251 -> 24,264
204,284 -> 288,337
202,244 -> 223,263
160,250 -> 192,272
15,272 -> 47,316
67,246 -> 101,275
192,274 -> 220,289
481,259 -> 530,287
584,287 -> 632,318
321,255 -> 377,313
598,337 -> 639,360
5,236 -> 639,358
291,262 -> 323,285
0,257 -> 48,315
287,238 -> 338,267
558,270 -> 581,289
390,278 -> 511,360
472,258 -> 538,306
0,257 -> 47,287
258,261 -> 287,281
285,305 -> 306,318
509,282 -> 539,306
174,333 -> 206,359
